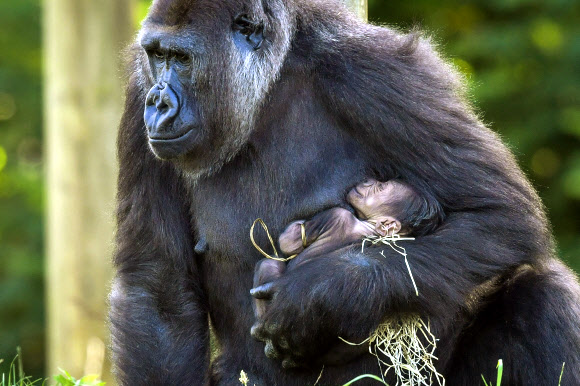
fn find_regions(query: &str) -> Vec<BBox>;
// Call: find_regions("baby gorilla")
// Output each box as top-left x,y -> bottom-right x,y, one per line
253,179 -> 439,319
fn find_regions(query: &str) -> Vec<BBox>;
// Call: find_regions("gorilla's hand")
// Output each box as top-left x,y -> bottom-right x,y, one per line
250,254 -> 379,368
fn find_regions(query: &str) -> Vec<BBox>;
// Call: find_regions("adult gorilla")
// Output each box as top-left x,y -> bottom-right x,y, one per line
110,0 -> 580,384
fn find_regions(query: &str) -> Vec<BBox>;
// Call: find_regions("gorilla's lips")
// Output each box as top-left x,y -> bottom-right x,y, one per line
148,128 -> 198,160
148,127 -> 192,141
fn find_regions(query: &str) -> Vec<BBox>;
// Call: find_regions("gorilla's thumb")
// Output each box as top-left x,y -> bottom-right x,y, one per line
250,282 -> 275,300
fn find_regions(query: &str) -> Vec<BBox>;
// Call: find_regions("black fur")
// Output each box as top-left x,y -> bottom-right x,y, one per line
110,0 -> 580,384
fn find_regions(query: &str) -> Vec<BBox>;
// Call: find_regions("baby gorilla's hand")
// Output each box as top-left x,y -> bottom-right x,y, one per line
252,259 -> 286,320
278,220 -> 305,256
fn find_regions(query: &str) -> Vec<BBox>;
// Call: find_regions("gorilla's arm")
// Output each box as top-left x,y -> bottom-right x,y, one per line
110,71 -> 209,385
251,10 -> 551,367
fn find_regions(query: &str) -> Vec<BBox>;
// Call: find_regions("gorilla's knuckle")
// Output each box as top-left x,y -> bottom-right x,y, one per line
264,341 -> 280,359
282,358 -> 299,370
265,322 -> 281,335
250,324 -> 266,341
278,336 -> 291,350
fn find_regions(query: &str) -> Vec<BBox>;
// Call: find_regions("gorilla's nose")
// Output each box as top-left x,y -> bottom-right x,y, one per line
144,81 -> 181,138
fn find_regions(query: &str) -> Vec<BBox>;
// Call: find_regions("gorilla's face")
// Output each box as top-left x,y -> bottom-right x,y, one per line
139,0 -> 295,177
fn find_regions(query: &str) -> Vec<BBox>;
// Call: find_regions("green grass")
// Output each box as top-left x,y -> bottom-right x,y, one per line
342,374 -> 388,385
481,360 -> 565,386
0,348 -> 104,386
0,347 -> 42,386
481,359 -> 503,386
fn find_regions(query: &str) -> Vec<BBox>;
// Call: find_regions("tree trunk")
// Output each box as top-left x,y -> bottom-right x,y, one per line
44,0 -> 133,383
342,0 -> 368,20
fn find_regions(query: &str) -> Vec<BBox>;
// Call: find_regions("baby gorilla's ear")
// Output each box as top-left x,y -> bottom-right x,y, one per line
375,217 -> 402,237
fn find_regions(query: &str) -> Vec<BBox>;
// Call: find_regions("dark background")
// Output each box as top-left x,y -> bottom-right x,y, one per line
0,0 -> 578,379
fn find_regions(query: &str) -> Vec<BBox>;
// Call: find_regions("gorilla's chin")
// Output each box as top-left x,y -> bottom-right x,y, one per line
148,128 -> 198,160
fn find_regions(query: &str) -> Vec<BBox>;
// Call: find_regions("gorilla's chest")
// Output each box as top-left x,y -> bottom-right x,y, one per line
189,126 -> 368,265
189,155 -> 364,264
186,105 -> 368,335
188,145 -> 366,338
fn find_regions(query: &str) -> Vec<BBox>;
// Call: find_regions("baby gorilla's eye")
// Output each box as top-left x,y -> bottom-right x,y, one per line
361,180 -> 375,187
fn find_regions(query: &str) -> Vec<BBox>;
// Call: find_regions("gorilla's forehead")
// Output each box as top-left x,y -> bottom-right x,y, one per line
148,0 -> 250,27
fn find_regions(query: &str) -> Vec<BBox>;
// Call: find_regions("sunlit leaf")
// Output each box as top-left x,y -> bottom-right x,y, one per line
530,19 -> 564,54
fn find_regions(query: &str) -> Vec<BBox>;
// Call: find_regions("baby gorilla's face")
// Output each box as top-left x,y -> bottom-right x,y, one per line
346,179 -> 399,220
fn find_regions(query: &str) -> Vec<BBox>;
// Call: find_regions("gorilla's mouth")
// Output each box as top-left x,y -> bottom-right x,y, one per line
149,128 -> 193,141
148,128 -> 198,159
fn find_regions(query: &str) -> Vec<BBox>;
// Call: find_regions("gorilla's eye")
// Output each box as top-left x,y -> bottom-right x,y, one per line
233,14 -> 257,36
175,53 -> 191,65
148,49 -> 165,60
233,14 -> 265,51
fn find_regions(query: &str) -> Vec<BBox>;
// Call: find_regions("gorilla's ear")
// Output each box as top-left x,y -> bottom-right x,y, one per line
375,218 -> 401,236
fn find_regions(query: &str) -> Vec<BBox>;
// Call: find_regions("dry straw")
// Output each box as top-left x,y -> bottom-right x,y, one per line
356,233 -> 445,386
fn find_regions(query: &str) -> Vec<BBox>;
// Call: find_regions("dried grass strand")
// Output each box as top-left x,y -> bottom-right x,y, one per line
250,218 -> 297,262
362,232 -> 418,296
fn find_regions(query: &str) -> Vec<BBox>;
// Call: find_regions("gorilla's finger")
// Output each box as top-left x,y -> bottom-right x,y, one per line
250,323 -> 268,341
278,336 -> 290,350
265,322 -> 281,335
282,358 -> 299,370
264,341 -> 280,359
250,282 -> 276,299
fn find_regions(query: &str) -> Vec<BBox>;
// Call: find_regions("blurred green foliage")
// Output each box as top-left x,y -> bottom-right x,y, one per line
0,0 -> 578,380
0,0 -> 45,379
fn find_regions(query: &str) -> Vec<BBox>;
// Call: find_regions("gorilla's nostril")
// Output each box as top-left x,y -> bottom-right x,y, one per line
144,82 -> 181,134
156,92 -> 176,115
156,96 -> 167,111
145,92 -> 157,107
